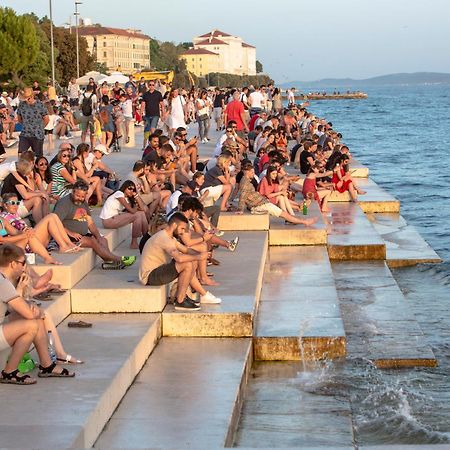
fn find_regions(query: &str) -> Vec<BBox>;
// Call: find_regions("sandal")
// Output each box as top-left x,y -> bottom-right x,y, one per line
33,293 -> 54,301
68,320 -> 92,328
57,354 -> 84,364
47,288 -> 68,295
0,369 -> 36,385
38,362 -> 75,378
209,257 -> 221,266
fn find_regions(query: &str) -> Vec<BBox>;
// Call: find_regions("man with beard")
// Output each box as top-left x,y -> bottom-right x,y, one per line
139,212 -> 210,311
54,181 -> 136,270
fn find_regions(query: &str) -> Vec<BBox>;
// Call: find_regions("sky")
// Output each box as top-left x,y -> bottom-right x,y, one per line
4,0 -> 450,83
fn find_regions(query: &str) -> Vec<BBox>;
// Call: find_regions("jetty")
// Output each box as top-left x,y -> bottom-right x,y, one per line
282,92 -> 368,100
0,126 -> 442,449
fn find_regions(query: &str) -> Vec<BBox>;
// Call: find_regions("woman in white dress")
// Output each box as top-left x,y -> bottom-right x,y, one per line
166,89 -> 186,137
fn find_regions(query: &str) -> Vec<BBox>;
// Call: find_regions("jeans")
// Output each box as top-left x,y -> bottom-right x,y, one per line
197,117 -> 208,140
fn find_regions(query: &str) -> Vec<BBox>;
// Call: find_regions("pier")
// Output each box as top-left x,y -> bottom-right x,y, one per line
0,126 -> 442,449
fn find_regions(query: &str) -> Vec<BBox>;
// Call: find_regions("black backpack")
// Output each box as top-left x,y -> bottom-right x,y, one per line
81,93 -> 94,116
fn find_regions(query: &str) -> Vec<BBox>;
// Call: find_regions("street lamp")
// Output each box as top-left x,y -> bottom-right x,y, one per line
74,1 -> 82,79
49,0 -> 56,86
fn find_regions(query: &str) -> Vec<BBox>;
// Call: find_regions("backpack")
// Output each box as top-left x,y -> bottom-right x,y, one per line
81,93 -> 94,116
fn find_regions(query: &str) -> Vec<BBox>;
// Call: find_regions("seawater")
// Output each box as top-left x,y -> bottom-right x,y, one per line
292,85 -> 450,445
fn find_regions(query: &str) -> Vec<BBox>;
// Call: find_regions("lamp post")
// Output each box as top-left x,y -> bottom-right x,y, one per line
49,0 -> 56,86
74,1 -> 82,79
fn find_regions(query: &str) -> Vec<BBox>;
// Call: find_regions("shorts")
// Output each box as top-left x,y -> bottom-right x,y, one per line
146,259 -> 179,286
44,129 -> 54,135
69,232 -> 93,243
200,185 -> 223,208
213,107 -> 222,121
0,325 -> 11,351
144,116 -> 160,132
18,136 -> 44,157
78,115 -> 95,133
251,202 -> 282,217
140,192 -> 155,205
18,200 -> 30,218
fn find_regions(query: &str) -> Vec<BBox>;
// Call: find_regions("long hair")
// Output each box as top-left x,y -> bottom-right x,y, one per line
34,156 -> 52,184
265,165 -> 279,186
119,180 -> 137,207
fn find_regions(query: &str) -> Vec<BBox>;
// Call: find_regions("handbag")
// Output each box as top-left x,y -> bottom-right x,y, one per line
198,113 -> 208,121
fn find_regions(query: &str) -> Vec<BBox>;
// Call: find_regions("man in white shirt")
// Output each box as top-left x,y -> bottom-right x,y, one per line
288,88 -> 296,106
248,87 -> 265,118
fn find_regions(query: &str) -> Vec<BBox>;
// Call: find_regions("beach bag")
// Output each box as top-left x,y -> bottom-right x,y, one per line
81,93 -> 94,116
99,108 -> 109,125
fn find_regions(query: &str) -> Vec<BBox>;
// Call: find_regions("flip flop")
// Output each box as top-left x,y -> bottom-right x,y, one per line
68,320 -> 92,328
47,288 -> 68,295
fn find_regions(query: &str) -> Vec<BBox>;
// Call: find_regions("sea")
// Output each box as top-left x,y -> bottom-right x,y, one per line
288,84 -> 450,445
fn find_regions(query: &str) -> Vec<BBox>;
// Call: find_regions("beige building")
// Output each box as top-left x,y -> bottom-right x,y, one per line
180,29 -> 256,77
79,26 -> 150,72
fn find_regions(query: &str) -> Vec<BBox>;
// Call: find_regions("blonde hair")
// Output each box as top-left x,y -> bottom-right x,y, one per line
216,154 -> 230,170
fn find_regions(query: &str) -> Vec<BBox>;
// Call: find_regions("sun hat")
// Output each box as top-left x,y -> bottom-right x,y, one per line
94,144 -> 109,155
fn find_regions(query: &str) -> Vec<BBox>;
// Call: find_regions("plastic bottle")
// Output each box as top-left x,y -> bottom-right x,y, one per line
47,331 -> 57,363
302,200 -> 308,215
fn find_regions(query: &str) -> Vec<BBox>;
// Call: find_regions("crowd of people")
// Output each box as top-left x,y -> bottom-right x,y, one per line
0,77 -> 364,385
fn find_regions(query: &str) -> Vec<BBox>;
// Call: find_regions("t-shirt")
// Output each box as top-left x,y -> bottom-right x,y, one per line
165,190 -> 182,214
249,91 -> 264,109
54,194 -> 91,235
213,93 -> 225,108
121,99 -> 133,118
0,161 -> 16,182
99,190 -> 126,220
1,173 -> 25,201
225,100 -> 245,131
142,149 -> 164,166
0,272 -> 19,323
142,90 -> 163,117
203,165 -> 224,189
139,229 -> 177,284
17,100 -> 47,139
300,150 -> 314,174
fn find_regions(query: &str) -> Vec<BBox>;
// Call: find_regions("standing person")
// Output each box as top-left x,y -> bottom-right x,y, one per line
16,87 -> 49,158
79,85 -> 97,149
196,90 -> 210,143
166,89 -> 186,138
137,77 -> 147,96
288,87 -> 296,106
124,75 -> 137,95
272,88 -> 282,114
67,78 -> 80,107
223,91 -> 248,138
248,86 -> 264,118
120,93 -> 133,144
99,96 -> 114,150
140,80 -> 164,148
213,88 -> 225,131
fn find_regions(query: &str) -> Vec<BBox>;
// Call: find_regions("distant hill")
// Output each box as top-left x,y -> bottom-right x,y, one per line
281,72 -> 450,88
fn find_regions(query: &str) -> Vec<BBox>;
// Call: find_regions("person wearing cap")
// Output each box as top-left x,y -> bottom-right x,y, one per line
16,87 -> 49,157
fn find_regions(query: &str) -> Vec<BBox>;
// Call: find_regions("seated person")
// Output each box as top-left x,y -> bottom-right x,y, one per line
0,244 -> 75,383
50,148 -> 77,200
139,212 -> 220,311
238,163 -> 318,226
54,180 -> 136,270
332,154 -> 366,202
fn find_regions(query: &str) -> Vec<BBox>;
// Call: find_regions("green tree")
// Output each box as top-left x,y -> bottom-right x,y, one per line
0,8 -> 41,86
256,60 -> 263,74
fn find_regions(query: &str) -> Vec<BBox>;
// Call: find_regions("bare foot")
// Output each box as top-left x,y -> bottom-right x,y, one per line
34,269 -> 53,289
45,257 -> 62,265
200,277 -> 220,286
357,189 -> 366,195
304,217 -> 318,226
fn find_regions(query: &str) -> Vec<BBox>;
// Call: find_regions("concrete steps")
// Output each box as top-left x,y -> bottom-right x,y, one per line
332,261 -> 437,368
254,247 -> 346,361
0,313 -> 161,448
218,211 -> 270,231
32,224 -> 131,289
326,203 -> 386,260
95,337 -> 253,449
367,212 -> 442,267
162,231 -> 267,337
71,243 -> 166,313
269,202 -> 327,246
233,362 -> 354,448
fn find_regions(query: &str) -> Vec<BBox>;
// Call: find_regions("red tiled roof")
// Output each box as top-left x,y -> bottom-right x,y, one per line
180,48 -> 219,56
196,37 -> 228,46
242,42 -> 255,48
79,26 -> 150,40
199,30 -> 231,38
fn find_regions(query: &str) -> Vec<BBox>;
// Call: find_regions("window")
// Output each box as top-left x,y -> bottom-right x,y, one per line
103,51 -> 107,57
103,42 -> 107,47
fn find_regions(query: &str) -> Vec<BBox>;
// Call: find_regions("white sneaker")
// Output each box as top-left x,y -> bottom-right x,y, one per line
200,291 -> 222,304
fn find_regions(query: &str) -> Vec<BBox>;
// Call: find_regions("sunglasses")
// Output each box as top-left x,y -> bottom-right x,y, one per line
149,83 -> 155,86
5,200 -> 20,205
127,186 -> 136,191
61,154 -> 70,158
38,162 -> 48,166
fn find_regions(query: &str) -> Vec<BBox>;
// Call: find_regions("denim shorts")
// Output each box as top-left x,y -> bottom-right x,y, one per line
144,116 -> 160,132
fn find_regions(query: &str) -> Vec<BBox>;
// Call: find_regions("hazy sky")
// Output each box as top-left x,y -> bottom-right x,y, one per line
5,0 -> 450,82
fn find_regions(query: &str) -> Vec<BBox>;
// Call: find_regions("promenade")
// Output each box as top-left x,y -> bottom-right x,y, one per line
0,126 -> 443,449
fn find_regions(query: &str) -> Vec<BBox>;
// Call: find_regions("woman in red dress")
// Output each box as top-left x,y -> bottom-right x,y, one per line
332,155 -> 366,201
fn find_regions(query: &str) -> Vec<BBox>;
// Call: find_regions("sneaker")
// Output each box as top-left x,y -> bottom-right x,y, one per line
59,136 -> 69,140
215,229 -> 225,237
102,261 -> 126,270
200,291 -> 222,304
174,297 -> 201,311
228,237 -> 239,252
121,256 -> 136,267
188,295 -> 200,306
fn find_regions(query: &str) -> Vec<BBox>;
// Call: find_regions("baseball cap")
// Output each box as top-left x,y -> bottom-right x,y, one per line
94,144 -> 109,155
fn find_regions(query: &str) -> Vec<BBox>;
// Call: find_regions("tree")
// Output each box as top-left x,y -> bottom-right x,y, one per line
0,8 -> 41,86
256,60 -> 263,74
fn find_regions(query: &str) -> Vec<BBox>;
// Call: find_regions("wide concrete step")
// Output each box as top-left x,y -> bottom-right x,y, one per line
254,247 -> 346,361
332,261 -> 437,368
326,203 -> 386,260
218,211 -> 270,231
95,337 -> 252,449
32,224 -> 131,289
269,201 -> 327,246
233,362 -> 354,448
0,313 -> 161,448
71,243 -> 166,313
162,231 -> 267,337
326,178 -> 400,213
367,212 -> 442,267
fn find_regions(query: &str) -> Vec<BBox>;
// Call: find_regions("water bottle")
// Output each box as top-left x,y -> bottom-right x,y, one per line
47,331 -> 57,363
302,200 -> 308,215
